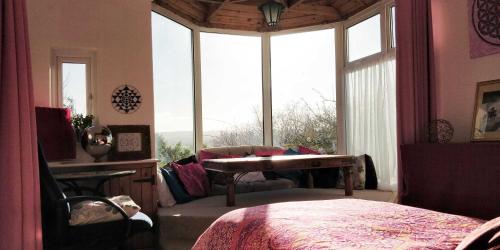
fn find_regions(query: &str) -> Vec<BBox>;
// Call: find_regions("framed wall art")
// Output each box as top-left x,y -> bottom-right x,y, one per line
107,125 -> 151,160
472,79 -> 500,141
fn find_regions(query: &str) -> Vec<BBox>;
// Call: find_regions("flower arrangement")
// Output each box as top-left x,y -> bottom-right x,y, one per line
71,114 -> 94,138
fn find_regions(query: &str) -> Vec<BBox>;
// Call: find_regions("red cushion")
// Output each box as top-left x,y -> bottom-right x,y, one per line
171,163 -> 210,198
297,145 -> 321,155
255,149 -> 286,157
198,150 -> 220,163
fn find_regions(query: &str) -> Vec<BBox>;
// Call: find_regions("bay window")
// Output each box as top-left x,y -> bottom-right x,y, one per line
270,29 -> 337,153
152,1 -> 396,188
200,33 -> 263,147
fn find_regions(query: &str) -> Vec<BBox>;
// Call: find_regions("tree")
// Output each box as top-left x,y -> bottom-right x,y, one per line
210,92 -> 337,153
156,134 -> 193,165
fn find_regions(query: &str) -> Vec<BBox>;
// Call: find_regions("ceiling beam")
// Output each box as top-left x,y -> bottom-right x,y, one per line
205,0 -> 231,22
289,5 -> 345,18
354,0 -> 367,7
287,0 -> 307,9
329,0 -> 346,19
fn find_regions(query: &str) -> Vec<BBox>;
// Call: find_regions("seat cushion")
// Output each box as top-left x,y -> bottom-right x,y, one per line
211,178 -> 296,195
130,211 -> 153,234
68,212 -> 152,245
69,195 -> 140,225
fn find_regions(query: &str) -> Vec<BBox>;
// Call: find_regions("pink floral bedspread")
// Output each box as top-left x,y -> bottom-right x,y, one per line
193,199 -> 483,250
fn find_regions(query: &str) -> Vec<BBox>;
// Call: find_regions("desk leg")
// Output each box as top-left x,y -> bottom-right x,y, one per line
225,173 -> 235,207
306,170 -> 314,189
343,167 -> 353,196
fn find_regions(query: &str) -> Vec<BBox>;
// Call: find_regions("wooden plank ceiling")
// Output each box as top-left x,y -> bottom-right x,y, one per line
154,0 -> 381,32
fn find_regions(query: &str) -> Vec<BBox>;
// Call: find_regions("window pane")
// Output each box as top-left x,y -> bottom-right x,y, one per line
152,12 -> 195,163
200,33 -> 263,147
62,63 -> 87,115
391,6 -> 396,48
347,14 -> 382,62
271,29 -> 337,153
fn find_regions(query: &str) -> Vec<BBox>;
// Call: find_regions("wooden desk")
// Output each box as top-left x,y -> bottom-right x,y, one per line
53,170 -> 136,196
203,154 -> 356,206
49,159 -> 159,250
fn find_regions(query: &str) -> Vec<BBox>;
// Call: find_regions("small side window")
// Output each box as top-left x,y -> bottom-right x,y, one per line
52,50 -> 94,116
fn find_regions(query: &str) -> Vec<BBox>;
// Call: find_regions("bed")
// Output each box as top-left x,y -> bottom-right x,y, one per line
192,199 -> 491,249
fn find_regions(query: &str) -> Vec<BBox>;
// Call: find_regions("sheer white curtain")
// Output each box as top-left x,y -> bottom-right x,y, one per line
345,55 -> 397,191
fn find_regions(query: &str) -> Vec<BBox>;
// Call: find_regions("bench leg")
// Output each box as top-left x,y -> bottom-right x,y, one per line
343,167 -> 353,196
225,173 -> 235,206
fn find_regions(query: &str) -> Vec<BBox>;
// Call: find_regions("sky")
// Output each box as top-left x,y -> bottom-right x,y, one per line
62,63 -> 87,115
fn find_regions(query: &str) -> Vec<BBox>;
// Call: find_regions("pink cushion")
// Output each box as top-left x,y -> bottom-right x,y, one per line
255,149 -> 286,157
298,145 -> 321,155
198,150 -> 220,163
171,163 -> 210,198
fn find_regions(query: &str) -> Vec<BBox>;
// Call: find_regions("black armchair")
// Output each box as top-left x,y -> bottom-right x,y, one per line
39,145 -> 153,249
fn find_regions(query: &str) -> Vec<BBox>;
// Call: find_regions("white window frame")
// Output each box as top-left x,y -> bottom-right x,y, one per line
51,48 -> 96,115
344,0 -> 395,69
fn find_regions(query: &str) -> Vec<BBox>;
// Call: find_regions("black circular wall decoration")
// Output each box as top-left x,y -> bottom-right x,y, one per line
472,0 -> 500,46
111,85 -> 142,114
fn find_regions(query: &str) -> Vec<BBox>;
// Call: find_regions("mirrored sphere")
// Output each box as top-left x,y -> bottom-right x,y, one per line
81,126 -> 113,161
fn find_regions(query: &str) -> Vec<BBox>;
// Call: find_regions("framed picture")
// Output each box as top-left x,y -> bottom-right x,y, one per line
472,80 -> 500,141
107,125 -> 151,161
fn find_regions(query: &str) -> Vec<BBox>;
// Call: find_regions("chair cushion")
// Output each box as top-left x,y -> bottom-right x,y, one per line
68,212 -> 152,245
130,211 -> 153,234
69,195 -> 140,225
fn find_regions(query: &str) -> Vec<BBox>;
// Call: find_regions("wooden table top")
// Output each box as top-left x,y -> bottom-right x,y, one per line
203,154 -> 356,173
53,170 -> 136,181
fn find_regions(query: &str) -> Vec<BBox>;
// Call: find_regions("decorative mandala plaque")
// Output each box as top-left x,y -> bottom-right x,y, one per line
428,119 -> 454,144
472,0 -> 500,46
469,0 -> 500,58
111,85 -> 142,114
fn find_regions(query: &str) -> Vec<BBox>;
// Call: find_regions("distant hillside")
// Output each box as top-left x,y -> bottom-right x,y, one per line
156,131 -> 194,149
155,130 -> 222,148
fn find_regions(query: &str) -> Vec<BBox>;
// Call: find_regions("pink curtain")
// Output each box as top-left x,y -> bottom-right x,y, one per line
0,0 -> 43,249
396,0 -> 436,201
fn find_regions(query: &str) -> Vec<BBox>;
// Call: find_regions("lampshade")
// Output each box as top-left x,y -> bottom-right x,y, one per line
259,0 -> 285,27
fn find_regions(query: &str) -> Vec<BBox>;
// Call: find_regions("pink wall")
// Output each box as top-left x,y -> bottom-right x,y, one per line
26,0 -> 155,159
432,0 -> 500,142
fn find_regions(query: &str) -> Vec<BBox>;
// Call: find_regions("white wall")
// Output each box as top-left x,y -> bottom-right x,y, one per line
432,0 -> 500,142
27,0 -> 154,157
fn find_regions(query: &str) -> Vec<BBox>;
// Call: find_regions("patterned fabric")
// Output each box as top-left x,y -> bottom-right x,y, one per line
69,195 -> 140,225
193,199 -> 483,250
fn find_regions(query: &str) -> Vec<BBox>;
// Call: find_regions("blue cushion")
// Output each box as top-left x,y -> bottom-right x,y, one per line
284,148 -> 300,155
160,168 -> 192,204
